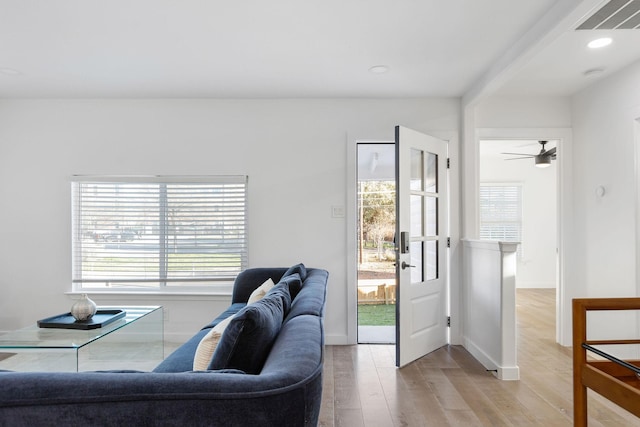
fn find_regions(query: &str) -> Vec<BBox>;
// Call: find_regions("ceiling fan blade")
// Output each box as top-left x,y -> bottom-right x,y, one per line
505,157 -> 534,160
501,152 -> 535,157
545,147 -> 557,156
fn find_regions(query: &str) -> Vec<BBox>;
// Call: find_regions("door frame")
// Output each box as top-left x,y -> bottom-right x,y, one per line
475,128 -> 573,346
346,131 -> 460,346
634,109 -> 640,298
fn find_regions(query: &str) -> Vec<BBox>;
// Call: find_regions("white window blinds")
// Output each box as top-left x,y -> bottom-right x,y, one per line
72,176 -> 247,290
479,184 -> 522,252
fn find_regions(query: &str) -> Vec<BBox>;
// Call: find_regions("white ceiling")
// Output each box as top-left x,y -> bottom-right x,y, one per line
0,0 -> 639,99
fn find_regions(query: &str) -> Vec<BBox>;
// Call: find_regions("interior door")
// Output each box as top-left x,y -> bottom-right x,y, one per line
395,125 -> 448,368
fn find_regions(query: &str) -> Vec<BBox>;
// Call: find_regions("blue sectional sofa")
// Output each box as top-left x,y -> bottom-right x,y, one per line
0,266 -> 329,426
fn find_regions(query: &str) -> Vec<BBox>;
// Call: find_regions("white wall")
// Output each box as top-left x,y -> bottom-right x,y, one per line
473,61 -> 640,345
480,141 -> 557,288
475,96 -> 572,129
571,59 -> 640,301
0,98 -> 459,343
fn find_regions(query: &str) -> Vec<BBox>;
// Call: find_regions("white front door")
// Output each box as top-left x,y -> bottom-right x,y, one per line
395,126 -> 448,368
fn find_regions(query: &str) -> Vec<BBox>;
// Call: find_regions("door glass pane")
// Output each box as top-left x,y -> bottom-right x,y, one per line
426,240 -> 438,281
410,195 -> 422,236
410,241 -> 423,283
410,149 -> 423,191
425,152 -> 437,193
426,196 -> 437,236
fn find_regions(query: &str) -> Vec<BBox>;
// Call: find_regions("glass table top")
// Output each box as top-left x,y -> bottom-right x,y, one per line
0,306 -> 161,350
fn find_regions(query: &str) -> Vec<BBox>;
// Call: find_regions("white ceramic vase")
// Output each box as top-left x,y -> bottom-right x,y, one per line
71,294 -> 97,321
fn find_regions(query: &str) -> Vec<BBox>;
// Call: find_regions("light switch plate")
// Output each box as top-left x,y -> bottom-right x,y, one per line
331,205 -> 345,218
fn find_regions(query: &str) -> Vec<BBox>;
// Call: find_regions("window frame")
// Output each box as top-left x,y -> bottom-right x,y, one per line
71,175 -> 248,294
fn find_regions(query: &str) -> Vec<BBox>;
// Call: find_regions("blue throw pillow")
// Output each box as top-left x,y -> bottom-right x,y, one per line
282,263 -> 307,282
207,292 -> 286,374
264,281 -> 292,315
279,272 -> 303,300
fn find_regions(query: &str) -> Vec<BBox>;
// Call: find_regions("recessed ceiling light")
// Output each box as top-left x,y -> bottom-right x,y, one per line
583,67 -> 605,77
587,37 -> 612,49
369,65 -> 389,74
0,67 -> 23,76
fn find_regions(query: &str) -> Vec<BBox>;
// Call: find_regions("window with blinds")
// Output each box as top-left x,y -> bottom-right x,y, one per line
72,175 -> 247,291
479,184 -> 522,256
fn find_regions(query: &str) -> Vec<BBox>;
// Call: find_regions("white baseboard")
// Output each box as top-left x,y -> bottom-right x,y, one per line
325,334 -> 350,345
496,365 -> 520,380
464,337 -> 520,381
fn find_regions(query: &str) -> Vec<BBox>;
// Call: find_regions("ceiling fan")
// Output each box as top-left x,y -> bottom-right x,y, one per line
502,141 -> 556,168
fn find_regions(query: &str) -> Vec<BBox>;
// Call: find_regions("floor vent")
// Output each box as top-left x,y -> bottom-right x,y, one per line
577,0 -> 640,30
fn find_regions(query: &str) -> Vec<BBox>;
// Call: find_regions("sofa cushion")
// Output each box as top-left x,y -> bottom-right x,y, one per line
207,288 -> 289,374
247,278 -> 275,304
285,269 -> 329,322
282,263 -> 307,282
153,328 -> 210,373
279,272 -> 303,300
192,314 -> 236,371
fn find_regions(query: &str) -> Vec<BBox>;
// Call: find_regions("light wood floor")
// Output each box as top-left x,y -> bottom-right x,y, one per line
319,289 -> 640,426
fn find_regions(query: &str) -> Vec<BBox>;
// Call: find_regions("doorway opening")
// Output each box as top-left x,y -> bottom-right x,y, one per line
357,143 -> 396,344
479,139 -> 558,294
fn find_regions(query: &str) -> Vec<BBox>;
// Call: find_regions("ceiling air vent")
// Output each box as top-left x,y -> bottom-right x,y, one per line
577,0 -> 640,29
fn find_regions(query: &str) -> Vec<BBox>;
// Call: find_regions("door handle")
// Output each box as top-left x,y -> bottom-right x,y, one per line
401,261 -> 415,270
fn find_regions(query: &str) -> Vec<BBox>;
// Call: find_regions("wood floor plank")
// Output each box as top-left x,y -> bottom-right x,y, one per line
379,364 -> 445,426
441,366 -> 512,426
319,346 -> 335,427
356,346 -> 396,426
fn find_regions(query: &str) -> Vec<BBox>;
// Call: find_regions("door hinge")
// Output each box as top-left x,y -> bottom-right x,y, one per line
447,158 -> 450,169
447,237 -> 450,248
447,316 -> 451,327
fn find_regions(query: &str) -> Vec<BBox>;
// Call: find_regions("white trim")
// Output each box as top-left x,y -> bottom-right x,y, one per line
430,130 -> 462,345
346,136 -> 393,345
634,108 -> 640,298
325,334 -> 350,346
71,175 -> 247,184
633,107 -> 640,358
476,128 -> 573,346
463,337 -> 520,380
346,134 -> 359,345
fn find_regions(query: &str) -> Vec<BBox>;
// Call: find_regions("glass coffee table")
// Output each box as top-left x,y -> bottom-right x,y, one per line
0,306 -> 163,372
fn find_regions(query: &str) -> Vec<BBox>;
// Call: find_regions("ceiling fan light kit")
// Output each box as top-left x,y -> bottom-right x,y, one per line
535,155 -> 551,168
